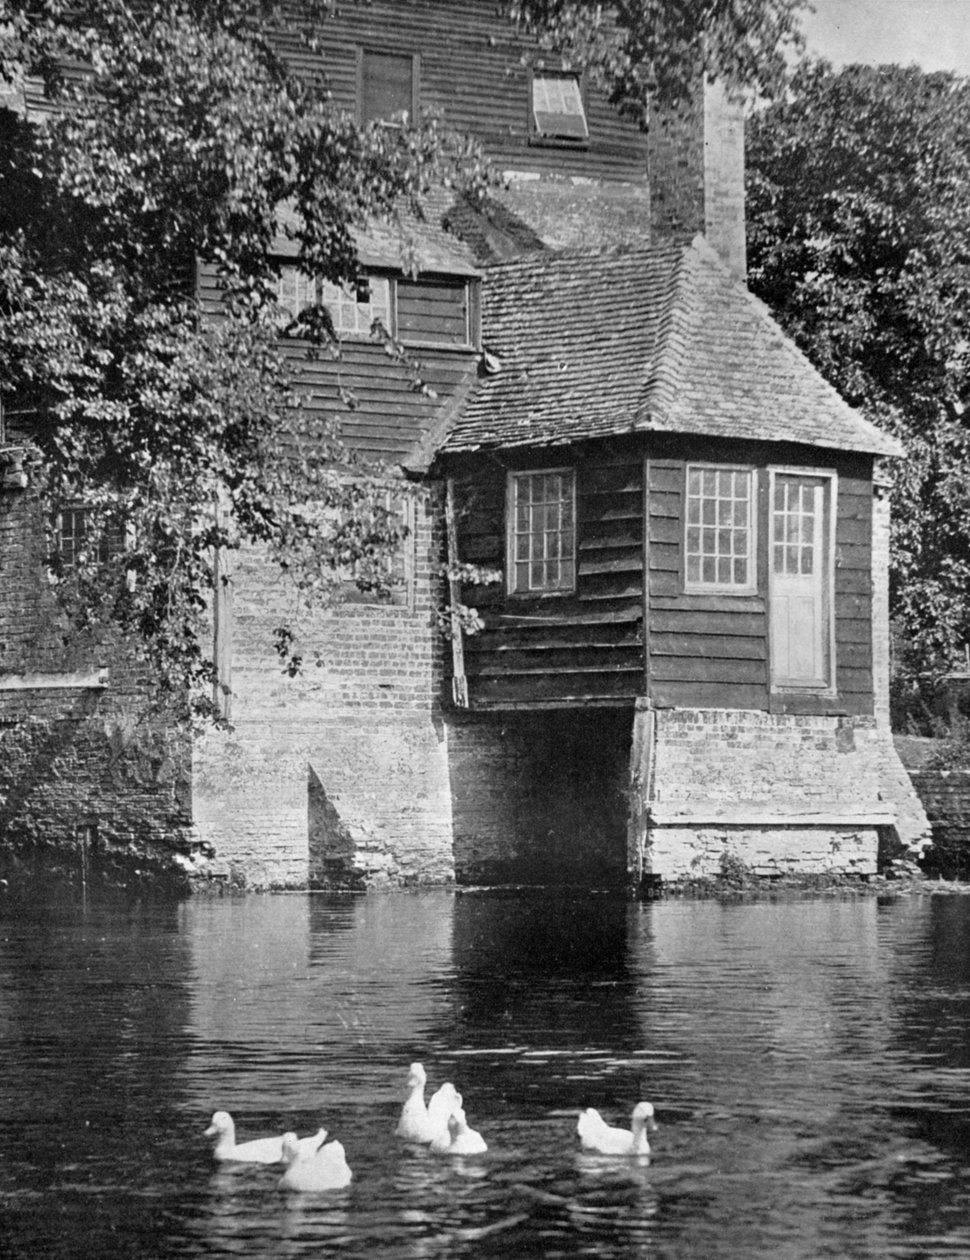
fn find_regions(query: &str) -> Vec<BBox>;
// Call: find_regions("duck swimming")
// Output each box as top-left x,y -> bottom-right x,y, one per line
278,1132 -> 353,1192
395,1062 -> 462,1143
429,1105 -> 487,1156
205,1110 -> 328,1164
576,1101 -> 657,1156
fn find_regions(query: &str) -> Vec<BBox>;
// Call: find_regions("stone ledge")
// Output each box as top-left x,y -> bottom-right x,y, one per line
648,802 -> 896,827
0,669 -> 109,691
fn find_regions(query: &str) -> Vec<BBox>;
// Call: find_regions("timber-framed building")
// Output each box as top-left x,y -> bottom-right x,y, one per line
0,1 -> 929,888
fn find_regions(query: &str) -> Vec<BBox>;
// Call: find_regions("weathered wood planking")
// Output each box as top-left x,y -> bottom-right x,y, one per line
275,0 -> 649,183
449,439 -> 875,715
454,447 -> 645,707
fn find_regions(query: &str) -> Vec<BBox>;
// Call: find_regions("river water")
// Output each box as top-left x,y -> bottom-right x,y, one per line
1,888 -> 969,1259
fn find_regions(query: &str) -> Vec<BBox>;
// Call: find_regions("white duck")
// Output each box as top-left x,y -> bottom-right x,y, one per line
395,1062 -> 462,1143
576,1101 -> 657,1156
278,1132 -> 353,1192
430,1106 -> 487,1156
205,1110 -> 328,1164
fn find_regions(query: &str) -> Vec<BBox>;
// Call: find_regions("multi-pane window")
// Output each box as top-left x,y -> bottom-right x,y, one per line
276,267 -> 315,321
508,469 -> 575,594
773,476 -> 820,576
321,277 -> 391,337
530,72 -> 588,142
58,505 -> 125,569
684,465 -> 755,591
276,266 -> 391,337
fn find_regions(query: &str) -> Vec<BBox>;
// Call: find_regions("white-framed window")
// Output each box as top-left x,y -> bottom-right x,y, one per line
530,72 -> 588,143
276,267 -> 316,321
276,266 -> 392,338
508,468 -> 576,595
321,277 -> 391,337
684,464 -> 756,593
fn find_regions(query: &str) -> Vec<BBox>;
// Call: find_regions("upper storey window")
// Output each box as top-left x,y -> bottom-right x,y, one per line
358,49 -> 420,126
530,72 -> 588,145
321,277 -> 392,336
276,266 -> 473,347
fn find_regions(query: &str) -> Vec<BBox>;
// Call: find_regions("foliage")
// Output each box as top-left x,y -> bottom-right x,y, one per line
0,0 -> 810,721
511,0 -> 807,110
747,60 -> 970,681
0,0 -> 490,718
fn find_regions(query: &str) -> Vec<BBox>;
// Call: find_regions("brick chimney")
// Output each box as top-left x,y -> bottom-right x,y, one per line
647,77 -> 746,279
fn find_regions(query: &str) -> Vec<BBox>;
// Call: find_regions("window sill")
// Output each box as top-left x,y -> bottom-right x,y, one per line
527,135 -> 590,150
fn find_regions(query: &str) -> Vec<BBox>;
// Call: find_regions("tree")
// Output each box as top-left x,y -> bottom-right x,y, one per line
746,60 -> 970,697
0,0 -> 808,721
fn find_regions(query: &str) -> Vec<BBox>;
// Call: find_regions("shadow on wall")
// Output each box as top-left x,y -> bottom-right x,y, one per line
447,708 -> 634,887
307,765 -> 361,889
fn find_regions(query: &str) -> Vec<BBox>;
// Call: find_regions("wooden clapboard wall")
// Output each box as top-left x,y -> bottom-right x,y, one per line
196,262 -> 476,462
450,438 -> 876,715
275,0 -> 649,184
454,441 -> 646,709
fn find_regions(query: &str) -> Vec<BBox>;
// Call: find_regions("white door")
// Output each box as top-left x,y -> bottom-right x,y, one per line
769,473 -> 833,690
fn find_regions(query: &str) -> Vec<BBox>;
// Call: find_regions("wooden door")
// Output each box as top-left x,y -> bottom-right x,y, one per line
769,472 -> 833,690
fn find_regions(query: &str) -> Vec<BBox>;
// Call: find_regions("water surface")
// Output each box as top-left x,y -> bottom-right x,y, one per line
1,888 -> 969,1258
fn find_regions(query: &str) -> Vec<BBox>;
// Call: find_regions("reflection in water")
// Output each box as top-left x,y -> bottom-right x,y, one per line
0,889 -> 969,1259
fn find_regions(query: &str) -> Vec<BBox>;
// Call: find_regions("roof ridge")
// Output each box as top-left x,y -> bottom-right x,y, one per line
637,241 -> 699,423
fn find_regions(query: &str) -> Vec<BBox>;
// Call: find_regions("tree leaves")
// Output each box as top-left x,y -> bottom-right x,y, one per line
747,60 -> 970,683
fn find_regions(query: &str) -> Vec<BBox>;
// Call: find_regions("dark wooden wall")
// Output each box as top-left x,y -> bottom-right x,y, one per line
196,264 -> 476,462
277,0 -> 649,183
453,442 -> 645,708
451,437 -> 876,715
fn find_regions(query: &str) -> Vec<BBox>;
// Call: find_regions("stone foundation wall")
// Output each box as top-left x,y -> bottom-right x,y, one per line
638,707 -> 929,881
908,770 -> 970,878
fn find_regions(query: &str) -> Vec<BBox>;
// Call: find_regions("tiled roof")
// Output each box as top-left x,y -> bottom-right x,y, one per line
275,187 -> 481,277
438,236 -> 903,459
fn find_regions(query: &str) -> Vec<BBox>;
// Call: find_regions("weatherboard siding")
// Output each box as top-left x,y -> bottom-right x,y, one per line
450,440 -> 876,716
277,0 -> 649,184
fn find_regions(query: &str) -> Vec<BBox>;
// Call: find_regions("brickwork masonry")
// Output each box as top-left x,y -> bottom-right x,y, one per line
192,490 -> 457,888
636,707 -> 931,882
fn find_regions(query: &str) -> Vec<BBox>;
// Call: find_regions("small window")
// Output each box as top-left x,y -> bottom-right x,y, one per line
321,276 -> 391,338
359,49 -> 419,126
338,489 -> 415,608
684,465 -> 756,593
58,505 -> 125,569
530,72 -> 588,143
276,266 -> 391,339
277,266 -> 316,321
508,469 -> 575,595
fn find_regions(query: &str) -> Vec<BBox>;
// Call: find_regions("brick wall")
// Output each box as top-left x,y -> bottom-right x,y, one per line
637,707 -> 928,880
192,486 -> 457,888
445,708 -> 632,886
0,480 -> 195,881
647,78 -> 746,276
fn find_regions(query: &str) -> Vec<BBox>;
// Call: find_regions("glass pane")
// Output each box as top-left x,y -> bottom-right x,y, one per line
801,546 -> 814,575
687,469 -> 702,498
702,556 -> 716,584
686,526 -> 700,553
687,555 -> 701,584
733,558 -> 747,584
717,556 -> 731,584
516,561 -> 530,589
773,543 -> 784,573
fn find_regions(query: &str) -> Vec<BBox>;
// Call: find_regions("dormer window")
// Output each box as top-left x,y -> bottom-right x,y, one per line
275,265 -> 476,348
530,72 -> 588,144
358,49 -> 420,126
321,277 -> 391,336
